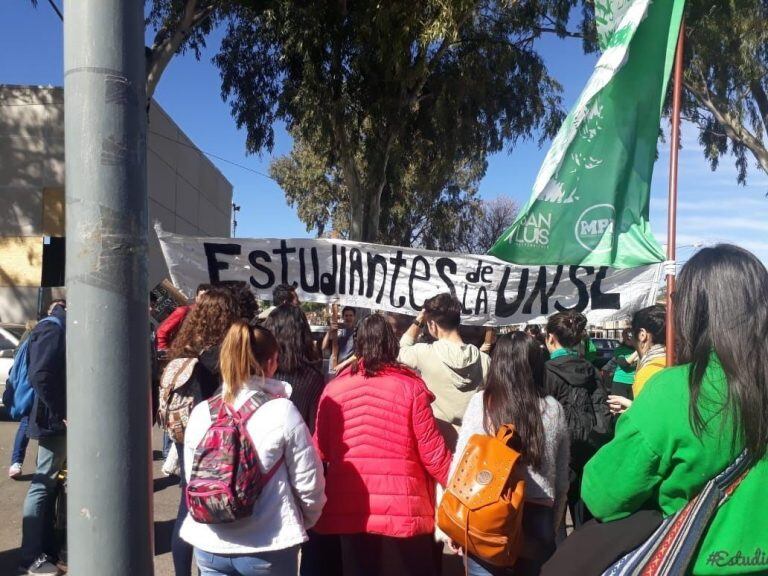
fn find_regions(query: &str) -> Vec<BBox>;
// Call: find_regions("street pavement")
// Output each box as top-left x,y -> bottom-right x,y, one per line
0,413 -> 178,575
0,413 -> 465,576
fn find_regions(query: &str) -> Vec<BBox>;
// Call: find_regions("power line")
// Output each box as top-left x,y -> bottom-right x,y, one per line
147,129 -> 277,182
0,100 -> 278,182
45,0 -> 63,21
0,101 -> 279,183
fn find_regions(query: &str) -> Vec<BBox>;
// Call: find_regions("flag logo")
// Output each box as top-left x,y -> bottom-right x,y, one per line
575,204 -> 616,253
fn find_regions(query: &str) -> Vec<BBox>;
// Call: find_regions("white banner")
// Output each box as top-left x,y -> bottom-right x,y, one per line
157,226 -> 662,326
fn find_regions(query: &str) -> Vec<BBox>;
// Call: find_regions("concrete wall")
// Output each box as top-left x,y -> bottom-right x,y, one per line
0,85 -> 232,323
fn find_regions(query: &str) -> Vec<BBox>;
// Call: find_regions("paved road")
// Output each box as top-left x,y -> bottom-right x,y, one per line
0,413 -> 464,576
0,414 -> 178,575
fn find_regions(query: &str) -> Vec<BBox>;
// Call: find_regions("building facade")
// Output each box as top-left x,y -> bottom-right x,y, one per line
0,84 -> 232,323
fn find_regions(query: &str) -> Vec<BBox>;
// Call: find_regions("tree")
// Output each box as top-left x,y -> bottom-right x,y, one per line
680,0 -> 768,183
145,0 -> 234,99
216,0 -> 580,241
269,129 -> 487,251
462,196 -> 519,254
33,0 -> 240,101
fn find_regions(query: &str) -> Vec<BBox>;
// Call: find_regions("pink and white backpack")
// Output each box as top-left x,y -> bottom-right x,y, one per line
186,391 -> 283,524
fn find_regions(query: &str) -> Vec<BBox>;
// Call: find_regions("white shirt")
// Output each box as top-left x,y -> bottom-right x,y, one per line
180,378 -> 326,554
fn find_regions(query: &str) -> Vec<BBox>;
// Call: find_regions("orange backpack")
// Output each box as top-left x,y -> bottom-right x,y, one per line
437,424 -> 526,567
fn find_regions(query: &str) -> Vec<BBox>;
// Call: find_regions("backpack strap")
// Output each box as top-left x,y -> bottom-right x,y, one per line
495,424 -> 517,444
161,358 -> 198,405
220,389 -> 285,482
39,315 -> 63,329
208,389 -> 272,423
235,390 -> 272,421
207,394 -> 225,421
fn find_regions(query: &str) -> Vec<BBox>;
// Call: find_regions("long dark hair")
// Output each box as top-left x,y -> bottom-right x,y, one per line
352,313 -> 399,377
676,244 -> 768,461
263,304 -> 320,374
483,332 -> 547,469
546,311 -> 587,348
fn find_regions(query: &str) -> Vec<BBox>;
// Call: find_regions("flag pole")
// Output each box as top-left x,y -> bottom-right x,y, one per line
665,21 -> 685,366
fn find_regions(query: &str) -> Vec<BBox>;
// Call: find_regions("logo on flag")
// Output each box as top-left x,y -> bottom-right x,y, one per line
489,0 -> 684,269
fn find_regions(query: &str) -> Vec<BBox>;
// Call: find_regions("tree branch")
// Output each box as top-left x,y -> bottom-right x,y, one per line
749,80 -> 768,137
685,77 -> 768,175
146,0 -> 217,100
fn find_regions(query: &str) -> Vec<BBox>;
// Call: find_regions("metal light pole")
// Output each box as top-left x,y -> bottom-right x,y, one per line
232,202 -> 241,236
64,1 -> 153,574
665,21 -> 685,367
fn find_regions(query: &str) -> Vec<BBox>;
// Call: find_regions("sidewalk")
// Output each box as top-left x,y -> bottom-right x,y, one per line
0,417 -> 178,575
0,416 -> 465,575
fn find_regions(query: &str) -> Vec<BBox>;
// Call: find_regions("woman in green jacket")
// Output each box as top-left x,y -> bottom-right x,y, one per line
582,244 -> 768,575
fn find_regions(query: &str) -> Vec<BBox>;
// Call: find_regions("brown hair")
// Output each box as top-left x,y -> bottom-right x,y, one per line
545,311 -> 587,349
219,321 -> 280,403
352,313 -> 400,377
423,292 -> 462,331
168,288 -> 239,360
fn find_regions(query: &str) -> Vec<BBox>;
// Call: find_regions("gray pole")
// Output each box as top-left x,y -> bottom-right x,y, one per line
64,1 -> 153,574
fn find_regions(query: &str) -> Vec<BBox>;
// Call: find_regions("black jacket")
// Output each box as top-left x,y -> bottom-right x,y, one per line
196,346 -> 222,401
27,306 -> 67,439
545,354 -> 612,470
275,363 -> 325,434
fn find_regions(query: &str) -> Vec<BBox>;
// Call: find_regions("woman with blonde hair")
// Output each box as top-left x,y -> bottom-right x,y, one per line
165,287 -> 240,576
180,321 -> 325,576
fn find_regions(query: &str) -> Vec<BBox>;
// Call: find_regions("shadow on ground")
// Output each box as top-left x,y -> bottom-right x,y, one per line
0,546 -> 22,575
154,519 -> 175,557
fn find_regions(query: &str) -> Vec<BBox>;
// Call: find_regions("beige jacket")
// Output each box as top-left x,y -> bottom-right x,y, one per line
398,333 -> 490,449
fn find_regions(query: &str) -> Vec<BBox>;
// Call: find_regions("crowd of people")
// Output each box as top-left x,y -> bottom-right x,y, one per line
6,243 -> 768,576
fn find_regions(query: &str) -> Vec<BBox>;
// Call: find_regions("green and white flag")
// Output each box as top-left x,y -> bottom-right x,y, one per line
489,0 -> 684,268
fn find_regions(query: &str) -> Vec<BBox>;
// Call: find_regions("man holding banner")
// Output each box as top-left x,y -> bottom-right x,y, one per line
398,293 -> 490,450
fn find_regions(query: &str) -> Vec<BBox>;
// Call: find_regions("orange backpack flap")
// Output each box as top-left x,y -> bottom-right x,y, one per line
437,424 -> 526,567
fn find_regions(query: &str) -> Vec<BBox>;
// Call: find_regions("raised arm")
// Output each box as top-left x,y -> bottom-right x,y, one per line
398,311 -> 424,369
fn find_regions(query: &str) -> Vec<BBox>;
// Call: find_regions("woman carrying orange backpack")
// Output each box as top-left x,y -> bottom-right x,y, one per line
451,332 -> 570,576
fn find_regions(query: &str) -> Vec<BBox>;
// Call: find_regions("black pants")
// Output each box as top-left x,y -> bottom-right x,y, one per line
300,531 -> 342,576
567,471 -> 593,530
172,442 -> 194,576
339,533 -> 438,576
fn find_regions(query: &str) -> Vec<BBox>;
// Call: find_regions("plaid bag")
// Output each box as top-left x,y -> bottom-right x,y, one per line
186,392 -> 283,524
158,357 -> 200,444
604,450 -> 751,576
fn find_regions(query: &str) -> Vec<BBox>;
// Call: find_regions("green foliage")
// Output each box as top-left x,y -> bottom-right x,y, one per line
215,0 -> 583,241
680,0 -> 768,182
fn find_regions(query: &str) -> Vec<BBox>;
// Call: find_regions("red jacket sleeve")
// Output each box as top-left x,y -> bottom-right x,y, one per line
156,306 -> 189,350
312,391 -> 330,462
411,380 -> 452,486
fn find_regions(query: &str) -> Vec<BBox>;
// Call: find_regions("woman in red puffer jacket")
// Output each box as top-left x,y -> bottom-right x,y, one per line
313,313 -> 452,576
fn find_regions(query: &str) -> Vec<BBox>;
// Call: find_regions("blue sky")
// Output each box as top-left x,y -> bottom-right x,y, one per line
3,2 -> 767,264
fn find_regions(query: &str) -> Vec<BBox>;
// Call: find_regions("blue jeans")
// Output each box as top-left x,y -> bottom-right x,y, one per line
195,546 -> 299,576
11,416 -> 30,465
467,556 -> 515,576
162,431 -> 173,458
21,434 -> 66,563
